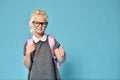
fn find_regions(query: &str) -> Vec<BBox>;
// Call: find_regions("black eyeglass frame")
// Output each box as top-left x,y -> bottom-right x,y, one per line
32,21 -> 48,27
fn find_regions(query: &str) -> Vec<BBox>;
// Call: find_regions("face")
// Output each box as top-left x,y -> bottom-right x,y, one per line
31,15 -> 48,35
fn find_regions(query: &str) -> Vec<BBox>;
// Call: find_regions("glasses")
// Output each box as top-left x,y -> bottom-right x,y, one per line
32,21 -> 48,27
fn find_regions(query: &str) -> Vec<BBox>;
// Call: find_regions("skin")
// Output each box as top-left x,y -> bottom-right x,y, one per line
24,14 -> 65,69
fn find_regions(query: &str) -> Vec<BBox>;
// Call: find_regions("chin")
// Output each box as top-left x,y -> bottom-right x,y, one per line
37,32 -> 44,35
35,29 -> 45,35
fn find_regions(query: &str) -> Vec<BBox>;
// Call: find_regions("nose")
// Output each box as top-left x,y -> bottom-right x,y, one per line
38,24 -> 42,27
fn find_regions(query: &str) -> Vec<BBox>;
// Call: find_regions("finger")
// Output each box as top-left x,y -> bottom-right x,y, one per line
55,49 -> 61,58
54,49 -> 59,54
54,49 -> 59,56
27,38 -> 34,45
26,43 -> 36,51
59,44 -> 64,48
59,48 -> 64,56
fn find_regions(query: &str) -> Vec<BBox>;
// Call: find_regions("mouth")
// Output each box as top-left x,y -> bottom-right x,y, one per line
36,27 -> 42,30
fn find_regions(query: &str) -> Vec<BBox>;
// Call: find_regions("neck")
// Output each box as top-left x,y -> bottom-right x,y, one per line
34,33 -> 45,40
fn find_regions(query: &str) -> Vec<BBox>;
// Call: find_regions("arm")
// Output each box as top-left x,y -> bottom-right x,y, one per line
24,53 -> 31,69
24,43 -> 35,69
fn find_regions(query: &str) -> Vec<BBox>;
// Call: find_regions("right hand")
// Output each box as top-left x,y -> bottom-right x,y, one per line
26,39 -> 36,55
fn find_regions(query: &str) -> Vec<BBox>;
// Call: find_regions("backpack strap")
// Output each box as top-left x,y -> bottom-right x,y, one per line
48,35 -> 60,69
27,37 -> 34,45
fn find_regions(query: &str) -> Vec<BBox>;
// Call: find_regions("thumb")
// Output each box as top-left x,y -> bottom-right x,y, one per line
59,44 -> 64,49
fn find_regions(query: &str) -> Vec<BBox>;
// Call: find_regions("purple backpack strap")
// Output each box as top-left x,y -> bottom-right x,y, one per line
48,35 -> 60,69
27,37 -> 34,45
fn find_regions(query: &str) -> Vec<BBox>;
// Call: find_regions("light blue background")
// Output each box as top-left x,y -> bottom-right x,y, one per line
0,0 -> 120,80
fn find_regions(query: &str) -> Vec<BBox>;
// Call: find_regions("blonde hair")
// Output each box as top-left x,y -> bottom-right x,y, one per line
29,9 -> 48,33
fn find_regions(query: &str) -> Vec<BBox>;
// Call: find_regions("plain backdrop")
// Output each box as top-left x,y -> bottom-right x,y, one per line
0,0 -> 120,80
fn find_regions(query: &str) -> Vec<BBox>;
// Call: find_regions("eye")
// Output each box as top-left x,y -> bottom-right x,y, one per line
41,22 -> 48,26
33,21 -> 39,24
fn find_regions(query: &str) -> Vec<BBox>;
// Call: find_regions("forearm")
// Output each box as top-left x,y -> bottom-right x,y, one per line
24,53 -> 31,69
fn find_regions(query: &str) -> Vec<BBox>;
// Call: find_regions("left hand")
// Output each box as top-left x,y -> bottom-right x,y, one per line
54,47 -> 65,62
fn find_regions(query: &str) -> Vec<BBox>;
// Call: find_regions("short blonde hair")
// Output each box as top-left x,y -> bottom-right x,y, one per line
29,9 -> 48,33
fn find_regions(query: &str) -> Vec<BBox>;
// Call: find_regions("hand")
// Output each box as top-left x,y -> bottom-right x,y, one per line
26,39 -> 36,55
54,45 -> 65,62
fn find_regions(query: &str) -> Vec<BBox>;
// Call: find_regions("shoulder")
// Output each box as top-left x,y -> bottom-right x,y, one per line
47,34 -> 55,39
47,35 -> 60,48
47,34 -> 55,44
47,34 -> 56,42
24,36 -> 33,47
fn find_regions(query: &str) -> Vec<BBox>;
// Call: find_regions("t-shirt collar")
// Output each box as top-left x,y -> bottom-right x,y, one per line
32,34 -> 47,43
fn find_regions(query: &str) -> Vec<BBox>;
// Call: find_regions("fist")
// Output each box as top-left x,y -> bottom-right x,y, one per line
54,45 -> 65,62
26,38 -> 36,54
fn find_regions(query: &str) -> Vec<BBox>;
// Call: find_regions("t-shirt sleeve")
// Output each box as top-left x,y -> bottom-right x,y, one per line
54,39 -> 60,49
23,42 -> 27,56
